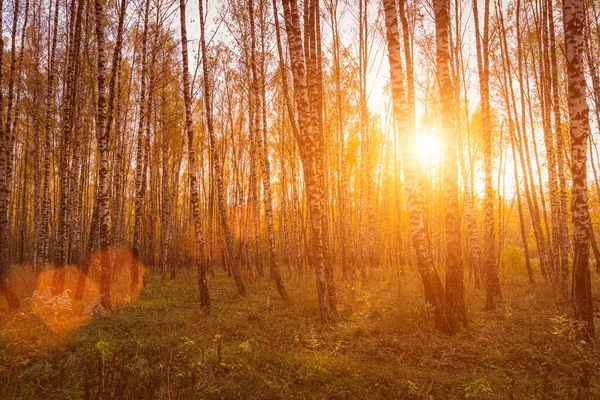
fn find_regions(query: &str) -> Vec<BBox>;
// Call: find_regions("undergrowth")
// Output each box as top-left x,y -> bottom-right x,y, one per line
1,266 -> 599,399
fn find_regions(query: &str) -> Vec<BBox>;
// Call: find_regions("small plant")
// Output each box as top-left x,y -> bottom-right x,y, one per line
406,379 -> 418,396
27,288 -> 73,320
238,340 -> 251,353
550,314 -> 585,340
465,377 -> 494,399
95,340 -> 111,361
83,296 -> 107,317
95,340 -> 111,393
186,357 -> 204,377
308,325 -> 320,349
127,354 -> 149,377
213,334 -> 222,365
180,336 -> 195,348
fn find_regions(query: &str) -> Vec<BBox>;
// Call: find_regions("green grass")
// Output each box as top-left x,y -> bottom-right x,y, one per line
1,266 -> 599,399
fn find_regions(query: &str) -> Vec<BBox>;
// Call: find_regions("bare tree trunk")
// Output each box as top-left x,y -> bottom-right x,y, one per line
538,0 -> 561,282
199,0 -> 245,296
37,0 -> 60,271
281,0 -> 334,323
473,0 -> 499,310
95,0 -> 112,308
0,0 -> 19,309
54,0 -> 84,293
4,0 -> 21,215
273,0 -> 303,274
132,0 -> 150,272
250,0 -> 288,300
547,0 -> 570,296
180,0 -> 210,308
307,0 -> 336,309
381,0 -> 455,333
563,0 -> 594,338
358,0 -> 369,280
496,0 -> 533,284
434,0 -> 465,325
516,0 -> 550,279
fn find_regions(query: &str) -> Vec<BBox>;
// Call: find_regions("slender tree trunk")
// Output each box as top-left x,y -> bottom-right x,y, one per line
94,0 -> 111,308
132,0 -> 150,273
281,0 -> 334,323
381,0 -> 455,333
273,0 -> 304,274
54,0 -> 84,294
306,0 -> 336,309
4,0 -> 23,226
496,0 -> 534,284
563,0 -> 594,338
473,0 -> 499,309
160,78 -> 170,279
0,0 -> 19,308
37,0 -> 60,272
180,0 -> 210,308
199,0 -> 245,295
290,151 -> 303,273
516,0 -> 550,279
358,0 -> 369,280
539,0 -> 561,282
250,0 -> 288,300
434,0 -> 465,325
547,0 -> 570,295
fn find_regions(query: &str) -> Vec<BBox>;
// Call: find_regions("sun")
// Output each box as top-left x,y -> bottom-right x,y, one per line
415,131 -> 441,166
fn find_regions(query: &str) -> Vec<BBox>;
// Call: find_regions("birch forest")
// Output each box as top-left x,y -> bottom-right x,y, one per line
1,0 -> 600,397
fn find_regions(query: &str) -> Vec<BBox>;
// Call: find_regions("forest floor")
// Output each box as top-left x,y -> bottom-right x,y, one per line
1,264 -> 600,399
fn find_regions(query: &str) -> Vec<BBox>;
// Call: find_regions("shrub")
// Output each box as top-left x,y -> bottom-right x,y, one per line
500,245 -> 525,272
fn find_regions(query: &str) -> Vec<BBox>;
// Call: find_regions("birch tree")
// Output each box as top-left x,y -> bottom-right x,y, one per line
563,0 -> 594,338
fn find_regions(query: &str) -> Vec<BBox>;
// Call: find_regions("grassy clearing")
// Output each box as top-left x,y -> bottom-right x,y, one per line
1,266 -> 599,399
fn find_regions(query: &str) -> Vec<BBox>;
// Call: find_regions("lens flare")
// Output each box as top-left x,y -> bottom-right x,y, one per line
27,247 -> 144,333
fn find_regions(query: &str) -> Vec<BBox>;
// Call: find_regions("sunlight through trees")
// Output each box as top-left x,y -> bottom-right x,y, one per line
0,0 -> 599,365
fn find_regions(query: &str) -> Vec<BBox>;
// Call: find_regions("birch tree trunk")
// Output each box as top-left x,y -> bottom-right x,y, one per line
199,0 -> 246,295
37,0 -> 60,271
94,0 -> 112,308
179,0 -> 210,308
0,0 -> 18,307
539,0 -> 561,282
381,0 -> 455,333
434,0 -> 465,325
281,0 -> 334,323
516,0 -> 551,279
249,0 -> 288,301
273,0 -> 304,274
54,0 -> 84,294
473,0 -> 499,310
547,0 -> 570,295
132,0 -> 150,273
563,0 -> 594,338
